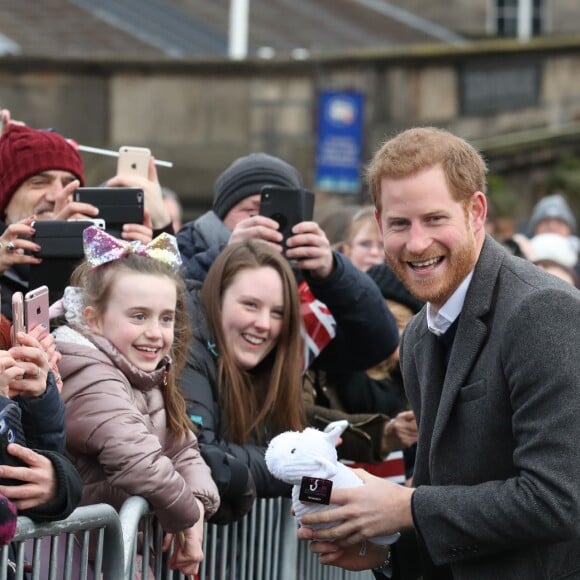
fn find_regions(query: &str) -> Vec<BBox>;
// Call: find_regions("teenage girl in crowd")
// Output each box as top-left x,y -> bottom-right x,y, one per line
180,240 -> 305,522
54,226 -> 219,577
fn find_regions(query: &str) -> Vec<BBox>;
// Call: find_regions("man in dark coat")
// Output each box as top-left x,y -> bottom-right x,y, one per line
298,127 -> 580,580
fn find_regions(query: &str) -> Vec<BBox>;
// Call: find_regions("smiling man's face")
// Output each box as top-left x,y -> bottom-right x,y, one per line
376,164 -> 486,307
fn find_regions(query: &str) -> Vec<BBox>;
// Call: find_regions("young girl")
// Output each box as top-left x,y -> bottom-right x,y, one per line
54,226 -> 219,577
180,239 -> 305,519
341,206 -> 385,272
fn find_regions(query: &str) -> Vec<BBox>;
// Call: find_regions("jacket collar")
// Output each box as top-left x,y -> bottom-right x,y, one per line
428,235 -> 505,449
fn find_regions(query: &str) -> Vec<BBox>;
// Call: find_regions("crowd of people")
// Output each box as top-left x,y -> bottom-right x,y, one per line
0,108 -> 577,579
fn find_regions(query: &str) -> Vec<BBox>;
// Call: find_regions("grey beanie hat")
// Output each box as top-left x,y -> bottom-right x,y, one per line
213,153 -> 303,220
528,194 -> 577,235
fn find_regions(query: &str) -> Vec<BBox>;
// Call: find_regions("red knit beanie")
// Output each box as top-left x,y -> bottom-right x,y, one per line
0,124 -> 85,218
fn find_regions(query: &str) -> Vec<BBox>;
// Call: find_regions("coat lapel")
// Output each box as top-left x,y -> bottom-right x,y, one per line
429,236 -> 505,455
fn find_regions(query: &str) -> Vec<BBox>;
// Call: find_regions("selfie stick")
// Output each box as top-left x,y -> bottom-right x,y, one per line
76,144 -> 173,168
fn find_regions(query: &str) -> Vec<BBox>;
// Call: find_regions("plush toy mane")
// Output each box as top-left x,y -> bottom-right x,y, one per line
265,421 -> 399,546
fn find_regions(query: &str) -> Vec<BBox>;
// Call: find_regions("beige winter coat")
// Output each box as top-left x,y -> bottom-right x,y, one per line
55,326 -> 219,532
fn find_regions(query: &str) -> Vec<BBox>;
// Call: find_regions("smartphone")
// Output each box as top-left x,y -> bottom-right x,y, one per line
259,186 -> 315,248
11,292 -> 24,345
73,187 -> 144,238
25,285 -> 50,332
29,220 -> 94,307
117,146 -> 151,179
68,217 -> 106,230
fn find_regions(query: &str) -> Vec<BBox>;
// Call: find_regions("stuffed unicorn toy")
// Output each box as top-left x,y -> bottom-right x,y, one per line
265,421 -> 399,545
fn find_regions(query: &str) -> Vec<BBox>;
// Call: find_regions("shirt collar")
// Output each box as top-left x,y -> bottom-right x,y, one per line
426,271 -> 474,336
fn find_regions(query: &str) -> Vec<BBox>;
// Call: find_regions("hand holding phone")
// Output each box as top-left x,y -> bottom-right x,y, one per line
11,286 -> 49,346
73,187 -> 145,238
0,402 -> 27,485
259,186 -> 315,249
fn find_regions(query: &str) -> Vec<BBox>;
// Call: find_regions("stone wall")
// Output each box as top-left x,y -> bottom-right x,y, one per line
1,37 -> 580,220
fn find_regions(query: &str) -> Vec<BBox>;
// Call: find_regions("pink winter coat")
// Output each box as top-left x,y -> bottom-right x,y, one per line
55,326 -> 219,533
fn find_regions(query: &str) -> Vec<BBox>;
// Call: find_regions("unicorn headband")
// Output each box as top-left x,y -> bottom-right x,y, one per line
83,226 -> 182,270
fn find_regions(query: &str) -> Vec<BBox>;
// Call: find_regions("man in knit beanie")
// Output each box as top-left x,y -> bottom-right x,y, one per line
0,121 -> 88,225
177,150 -> 399,372
528,193 -> 577,238
0,111 -> 160,318
177,152 -> 303,281
527,193 -> 579,280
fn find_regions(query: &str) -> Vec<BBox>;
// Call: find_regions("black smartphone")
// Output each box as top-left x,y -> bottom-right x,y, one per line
73,187 -> 144,238
29,220 -> 96,306
259,186 -> 315,248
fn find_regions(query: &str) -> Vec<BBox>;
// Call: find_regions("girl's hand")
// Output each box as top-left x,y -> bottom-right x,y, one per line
167,499 -> 205,576
27,325 -> 62,391
0,351 -> 25,397
8,332 -> 51,398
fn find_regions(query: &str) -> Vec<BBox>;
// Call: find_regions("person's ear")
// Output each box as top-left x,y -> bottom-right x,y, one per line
470,191 -> 487,233
83,306 -> 103,334
342,242 -> 351,257
375,209 -> 384,236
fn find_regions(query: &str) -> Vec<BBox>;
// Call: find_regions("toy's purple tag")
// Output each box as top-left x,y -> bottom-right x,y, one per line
299,476 -> 333,504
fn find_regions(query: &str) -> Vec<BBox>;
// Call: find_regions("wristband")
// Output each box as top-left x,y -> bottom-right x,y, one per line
372,547 -> 392,573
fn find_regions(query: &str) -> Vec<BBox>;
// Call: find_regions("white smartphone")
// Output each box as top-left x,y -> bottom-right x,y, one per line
24,285 -> 50,332
117,146 -> 151,179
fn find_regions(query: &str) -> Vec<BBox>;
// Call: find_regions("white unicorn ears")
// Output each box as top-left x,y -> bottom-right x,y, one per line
322,420 -> 349,447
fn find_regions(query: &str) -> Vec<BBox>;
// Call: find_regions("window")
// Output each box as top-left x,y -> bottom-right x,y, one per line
496,0 -> 543,37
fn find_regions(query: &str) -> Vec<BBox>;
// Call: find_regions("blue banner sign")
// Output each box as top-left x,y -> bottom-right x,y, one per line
315,91 -> 364,194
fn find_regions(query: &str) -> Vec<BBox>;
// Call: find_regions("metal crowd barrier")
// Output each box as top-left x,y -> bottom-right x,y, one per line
119,496 -> 373,580
1,498 -> 374,579
0,503 -> 124,579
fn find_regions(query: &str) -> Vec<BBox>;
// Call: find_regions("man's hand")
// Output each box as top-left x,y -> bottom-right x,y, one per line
108,156 -> 171,230
228,215 -> 283,249
0,444 -> 57,511
299,537 -> 390,571
286,221 -> 334,279
121,209 -> 154,244
299,469 -> 415,545
0,218 -> 42,275
52,180 -> 99,221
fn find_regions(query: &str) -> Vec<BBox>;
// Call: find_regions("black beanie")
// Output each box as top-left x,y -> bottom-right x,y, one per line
366,263 -> 424,314
213,153 -> 303,220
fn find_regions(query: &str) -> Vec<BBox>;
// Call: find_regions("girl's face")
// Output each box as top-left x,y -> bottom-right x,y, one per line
345,218 -> 385,271
221,266 -> 284,370
85,272 -> 177,372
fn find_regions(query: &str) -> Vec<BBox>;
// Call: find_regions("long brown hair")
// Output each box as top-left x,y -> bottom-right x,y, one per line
71,254 -> 192,438
200,240 -> 305,444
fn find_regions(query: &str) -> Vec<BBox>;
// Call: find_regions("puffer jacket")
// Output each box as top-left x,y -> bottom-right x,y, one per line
55,326 -> 220,532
